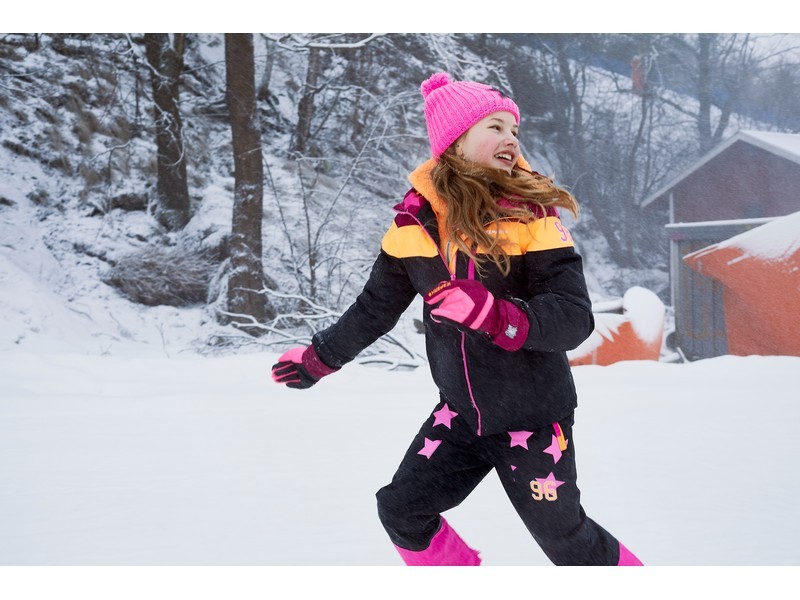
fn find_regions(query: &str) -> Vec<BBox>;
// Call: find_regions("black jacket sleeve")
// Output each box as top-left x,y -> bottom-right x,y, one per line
312,249 -> 418,368
515,246 -> 595,352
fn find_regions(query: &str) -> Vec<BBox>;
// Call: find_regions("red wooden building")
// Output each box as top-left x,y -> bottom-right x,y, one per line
641,130 -> 800,359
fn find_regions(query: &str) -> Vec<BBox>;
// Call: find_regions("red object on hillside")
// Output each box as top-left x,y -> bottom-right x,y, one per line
631,55 -> 646,94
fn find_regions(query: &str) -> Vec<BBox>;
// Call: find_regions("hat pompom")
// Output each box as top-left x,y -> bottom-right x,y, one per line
420,72 -> 451,98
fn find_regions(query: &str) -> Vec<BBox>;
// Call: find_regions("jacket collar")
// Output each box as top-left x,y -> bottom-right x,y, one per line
407,159 -> 447,218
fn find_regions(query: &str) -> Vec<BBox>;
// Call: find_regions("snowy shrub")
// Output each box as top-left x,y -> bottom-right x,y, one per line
109,192 -> 148,212
103,244 -> 217,307
25,186 -> 50,206
72,109 -> 101,145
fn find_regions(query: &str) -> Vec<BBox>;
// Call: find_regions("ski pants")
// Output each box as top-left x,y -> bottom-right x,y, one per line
375,396 -> 621,565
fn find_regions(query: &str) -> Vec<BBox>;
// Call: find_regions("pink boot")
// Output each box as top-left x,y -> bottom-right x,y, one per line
393,517 -> 481,566
617,541 -> 643,566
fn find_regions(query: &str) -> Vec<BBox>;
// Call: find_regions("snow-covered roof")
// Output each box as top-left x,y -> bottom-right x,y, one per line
641,130 -> 800,209
687,209 -> 800,263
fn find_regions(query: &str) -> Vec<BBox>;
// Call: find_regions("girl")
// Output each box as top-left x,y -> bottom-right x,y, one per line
272,72 -> 643,566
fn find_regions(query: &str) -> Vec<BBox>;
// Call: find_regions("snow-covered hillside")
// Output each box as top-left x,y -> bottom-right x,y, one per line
6,33 -> 794,359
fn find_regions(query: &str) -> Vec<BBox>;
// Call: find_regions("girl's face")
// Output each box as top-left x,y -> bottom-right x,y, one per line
455,111 -> 520,174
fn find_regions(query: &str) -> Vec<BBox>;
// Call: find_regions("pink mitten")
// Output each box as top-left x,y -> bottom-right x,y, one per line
271,345 -> 339,389
424,280 -> 529,351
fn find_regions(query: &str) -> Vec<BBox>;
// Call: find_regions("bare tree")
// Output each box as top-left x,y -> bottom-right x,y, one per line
751,55 -> 800,130
648,34 -> 767,154
695,33 -> 753,153
293,44 -> 324,155
534,35 -> 629,263
223,33 -> 272,332
262,34 -> 395,303
143,33 -> 190,230
267,33 -> 388,158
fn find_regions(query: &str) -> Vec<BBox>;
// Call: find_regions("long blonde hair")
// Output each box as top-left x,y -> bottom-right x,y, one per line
431,146 -> 579,276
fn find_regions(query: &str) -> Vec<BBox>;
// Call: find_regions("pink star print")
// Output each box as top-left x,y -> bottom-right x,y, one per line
508,431 -> 533,449
535,472 -> 565,491
418,438 -> 442,459
432,404 -> 459,429
543,434 -> 568,464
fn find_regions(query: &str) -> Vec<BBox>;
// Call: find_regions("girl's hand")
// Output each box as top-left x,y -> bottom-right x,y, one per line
272,345 -> 339,389
424,279 -> 530,351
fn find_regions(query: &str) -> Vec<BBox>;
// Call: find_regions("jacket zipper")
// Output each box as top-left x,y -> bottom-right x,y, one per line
397,206 -> 484,436
463,255 -> 482,435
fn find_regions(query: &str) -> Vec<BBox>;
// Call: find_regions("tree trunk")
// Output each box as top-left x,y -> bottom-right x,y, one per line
624,88 -> 653,266
696,33 -> 715,154
293,46 -> 322,155
257,34 -> 275,101
223,34 -> 270,332
143,33 -> 190,230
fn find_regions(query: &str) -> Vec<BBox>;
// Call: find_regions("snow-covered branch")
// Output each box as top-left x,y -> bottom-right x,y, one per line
262,33 -> 387,51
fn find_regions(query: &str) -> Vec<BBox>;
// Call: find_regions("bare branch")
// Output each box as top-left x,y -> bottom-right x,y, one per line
262,33 -> 387,50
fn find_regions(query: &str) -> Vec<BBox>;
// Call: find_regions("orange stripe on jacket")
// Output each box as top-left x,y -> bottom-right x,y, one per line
381,215 -> 574,259
381,221 -> 440,258
384,158 -> 576,259
457,218 -> 576,256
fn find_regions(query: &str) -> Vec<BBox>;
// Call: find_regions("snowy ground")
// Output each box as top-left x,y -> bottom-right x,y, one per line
3,346 -> 798,597
2,346 -> 799,565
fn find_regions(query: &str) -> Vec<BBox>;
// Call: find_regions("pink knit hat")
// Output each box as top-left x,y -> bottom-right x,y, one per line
421,72 -> 520,159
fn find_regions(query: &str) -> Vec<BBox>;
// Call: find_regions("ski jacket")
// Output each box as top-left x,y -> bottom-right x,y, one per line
312,160 -> 594,436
